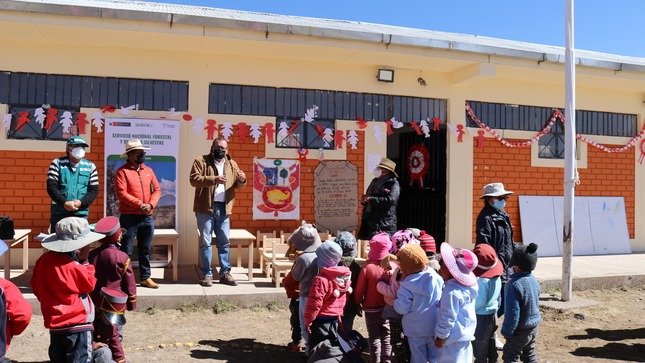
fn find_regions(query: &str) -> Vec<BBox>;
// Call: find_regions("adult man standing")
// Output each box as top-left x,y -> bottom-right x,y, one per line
357,157 -> 400,240
190,136 -> 247,287
46,136 -> 99,229
115,139 -> 161,289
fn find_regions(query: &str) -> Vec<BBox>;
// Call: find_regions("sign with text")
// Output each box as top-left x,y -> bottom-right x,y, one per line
104,118 -> 179,229
314,161 -> 358,234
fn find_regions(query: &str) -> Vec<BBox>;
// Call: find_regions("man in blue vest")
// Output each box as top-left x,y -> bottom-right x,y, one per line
46,136 -> 99,230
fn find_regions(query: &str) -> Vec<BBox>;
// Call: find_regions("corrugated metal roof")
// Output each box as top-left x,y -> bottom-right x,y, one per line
3,0 -> 645,72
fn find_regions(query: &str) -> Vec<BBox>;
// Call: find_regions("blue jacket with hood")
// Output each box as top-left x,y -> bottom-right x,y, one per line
393,268 -> 443,337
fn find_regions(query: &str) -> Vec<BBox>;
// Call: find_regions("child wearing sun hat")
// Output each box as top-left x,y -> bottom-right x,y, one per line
472,243 -> 504,363
434,242 -> 479,362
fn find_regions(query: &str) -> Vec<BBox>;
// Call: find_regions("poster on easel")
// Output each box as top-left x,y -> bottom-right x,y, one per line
104,118 -> 179,230
252,158 -> 300,220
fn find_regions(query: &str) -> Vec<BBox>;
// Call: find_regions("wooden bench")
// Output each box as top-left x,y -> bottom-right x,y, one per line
2,229 -> 31,279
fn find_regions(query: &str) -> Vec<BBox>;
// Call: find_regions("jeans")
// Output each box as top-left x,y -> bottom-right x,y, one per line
473,314 -> 498,363
119,214 -> 154,281
502,327 -> 538,363
365,310 -> 391,363
49,330 -> 92,363
196,203 -> 231,278
92,346 -> 113,363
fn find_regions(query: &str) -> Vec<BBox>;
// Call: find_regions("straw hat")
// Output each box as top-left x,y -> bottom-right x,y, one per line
41,217 -> 105,252
480,182 -> 514,199
121,139 -> 150,157
377,157 -> 398,178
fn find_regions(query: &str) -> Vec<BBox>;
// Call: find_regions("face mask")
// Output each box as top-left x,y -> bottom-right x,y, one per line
212,148 -> 226,160
135,153 -> 146,164
71,147 -> 85,159
493,199 -> 506,211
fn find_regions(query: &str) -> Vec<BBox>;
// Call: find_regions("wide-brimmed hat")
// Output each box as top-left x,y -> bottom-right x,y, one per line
472,243 -> 503,278
440,242 -> 478,287
121,139 -> 150,157
377,157 -> 398,178
66,136 -> 89,148
480,182 -> 514,199
41,217 -> 105,252
94,216 -> 125,244
98,287 -> 128,325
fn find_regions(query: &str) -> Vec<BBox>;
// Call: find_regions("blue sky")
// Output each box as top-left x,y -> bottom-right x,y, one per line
150,0 -> 644,58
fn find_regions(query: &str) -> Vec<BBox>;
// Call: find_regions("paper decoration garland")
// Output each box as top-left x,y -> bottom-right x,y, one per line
119,104 -> 138,115
264,123 -> 275,143
406,144 -> 430,188
639,139 -> 645,165
420,118 -> 430,138
34,107 -> 45,127
356,116 -> 368,130
44,108 -> 58,130
220,122 -> 233,140
76,113 -> 88,134
60,111 -> 73,133
100,105 -> 116,113
391,117 -> 404,129
302,105 -> 318,123
409,120 -> 422,136
92,112 -> 104,133
250,123 -> 262,143
373,123 -> 384,144
16,111 -> 30,130
2,114 -> 12,130
297,148 -> 308,162
432,117 -> 441,131
236,122 -> 249,143
334,130 -> 345,149
347,130 -> 359,149
204,119 -> 217,140
456,124 -> 465,142
384,119 -> 394,135
476,130 -> 485,148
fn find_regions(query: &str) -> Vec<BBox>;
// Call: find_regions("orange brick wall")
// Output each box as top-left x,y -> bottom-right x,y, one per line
472,138 -> 635,242
0,127 -> 367,248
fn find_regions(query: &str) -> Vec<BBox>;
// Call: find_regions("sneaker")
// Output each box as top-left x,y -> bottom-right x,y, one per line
219,273 -> 238,286
140,278 -> 159,289
201,276 -> 213,287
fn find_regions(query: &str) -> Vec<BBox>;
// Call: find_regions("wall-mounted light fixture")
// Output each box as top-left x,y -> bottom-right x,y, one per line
377,69 -> 394,82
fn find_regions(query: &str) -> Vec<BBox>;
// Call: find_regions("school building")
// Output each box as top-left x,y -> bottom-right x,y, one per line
0,0 -> 643,268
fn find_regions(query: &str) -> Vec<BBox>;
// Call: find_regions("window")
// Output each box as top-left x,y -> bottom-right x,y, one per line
275,117 -> 335,149
7,105 -> 79,141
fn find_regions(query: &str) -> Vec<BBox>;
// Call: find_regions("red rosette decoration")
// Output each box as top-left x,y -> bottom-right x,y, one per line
406,144 -> 430,188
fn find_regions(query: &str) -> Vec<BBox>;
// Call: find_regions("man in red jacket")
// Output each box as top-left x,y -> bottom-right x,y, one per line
0,240 -> 32,362
31,217 -> 104,363
115,139 -> 161,289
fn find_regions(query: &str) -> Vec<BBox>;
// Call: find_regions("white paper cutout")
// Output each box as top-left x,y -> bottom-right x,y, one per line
192,117 -> 205,136
347,130 -> 359,149
420,118 -> 431,138
60,111 -> 74,133
92,112 -> 104,133
277,121 -> 289,143
390,117 -> 404,129
2,114 -> 11,130
373,123 -> 385,144
220,122 -> 233,141
249,123 -> 262,143
367,153 -> 382,175
302,105 -> 319,123
34,108 -> 45,127
167,107 -> 182,117
119,104 -> 138,115
322,127 -> 334,148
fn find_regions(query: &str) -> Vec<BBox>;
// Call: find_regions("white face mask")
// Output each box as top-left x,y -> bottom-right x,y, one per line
71,146 -> 85,159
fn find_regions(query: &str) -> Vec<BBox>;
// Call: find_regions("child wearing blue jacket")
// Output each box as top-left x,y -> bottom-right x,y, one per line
472,243 -> 503,363
393,244 -> 443,363
501,243 -> 541,363
434,242 -> 479,363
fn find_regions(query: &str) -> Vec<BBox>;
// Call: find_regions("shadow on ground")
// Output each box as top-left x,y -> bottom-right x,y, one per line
192,338 -> 304,362
570,343 -> 645,362
567,327 -> 645,341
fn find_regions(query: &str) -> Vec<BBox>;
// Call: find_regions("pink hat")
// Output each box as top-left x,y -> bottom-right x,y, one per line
368,232 -> 392,261
440,242 -> 478,287
418,231 -> 436,254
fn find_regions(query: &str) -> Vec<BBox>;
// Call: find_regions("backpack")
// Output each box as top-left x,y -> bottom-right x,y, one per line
0,217 -> 15,240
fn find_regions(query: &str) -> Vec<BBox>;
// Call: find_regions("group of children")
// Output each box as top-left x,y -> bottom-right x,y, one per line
282,221 -> 542,363
30,216 -> 137,362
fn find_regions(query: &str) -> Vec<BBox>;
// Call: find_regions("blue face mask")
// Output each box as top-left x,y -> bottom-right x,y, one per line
493,199 -> 506,211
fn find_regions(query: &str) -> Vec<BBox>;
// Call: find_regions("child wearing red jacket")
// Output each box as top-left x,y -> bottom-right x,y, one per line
31,217 -> 104,362
303,241 -> 351,354
0,240 -> 32,362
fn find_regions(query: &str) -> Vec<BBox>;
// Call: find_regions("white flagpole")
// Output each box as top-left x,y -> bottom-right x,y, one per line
562,0 -> 576,301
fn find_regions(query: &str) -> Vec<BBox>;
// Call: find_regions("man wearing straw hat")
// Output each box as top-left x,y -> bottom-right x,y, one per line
115,139 -> 161,289
31,217 -> 104,362
358,157 -> 400,240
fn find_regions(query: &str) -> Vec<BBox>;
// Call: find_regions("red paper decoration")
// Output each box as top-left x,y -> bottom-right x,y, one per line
44,108 -> 58,130
384,119 -> 394,135
16,111 -> 30,130
406,144 -> 430,188
476,130 -> 485,148
287,119 -> 300,135
334,130 -> 345,149
182,114 -> 193,121
297,148 -> 308,162
99,105 -> 116,113
640,139 -> 645,165
236,122 -> 249,143
356,116 -> 368,129
456,124 -> 465,143
76,113 -> 88,134
432,117 -> 441,131
264,123 -> 275,143
409,120 -> 422,135
204,119 -> 217,140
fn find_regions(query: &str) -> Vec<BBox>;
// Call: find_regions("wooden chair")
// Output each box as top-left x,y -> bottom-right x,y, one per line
280,231 -> 293,244
261,237 -> 288,278
271,239 -> 293,287
257,231 -> 277,274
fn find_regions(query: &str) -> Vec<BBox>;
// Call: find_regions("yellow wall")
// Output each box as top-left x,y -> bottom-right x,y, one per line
1,9 -> 644,265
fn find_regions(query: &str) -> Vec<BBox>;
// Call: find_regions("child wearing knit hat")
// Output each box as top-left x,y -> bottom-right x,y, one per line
355,232 -> 393,362
417,230 -> 440,272
501,243 -> 541,363
303,241 -> 351,356
393,244 -> 443,363
333,232 -> 362,332
434,242 -> 479,363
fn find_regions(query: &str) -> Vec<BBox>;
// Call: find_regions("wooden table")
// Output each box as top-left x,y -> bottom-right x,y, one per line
3,229 -> 31,279
132,229 -> 179,282
228,229 -> 256,282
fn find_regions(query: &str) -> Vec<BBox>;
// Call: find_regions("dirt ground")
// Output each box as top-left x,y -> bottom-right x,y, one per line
8,286 -> 644,362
